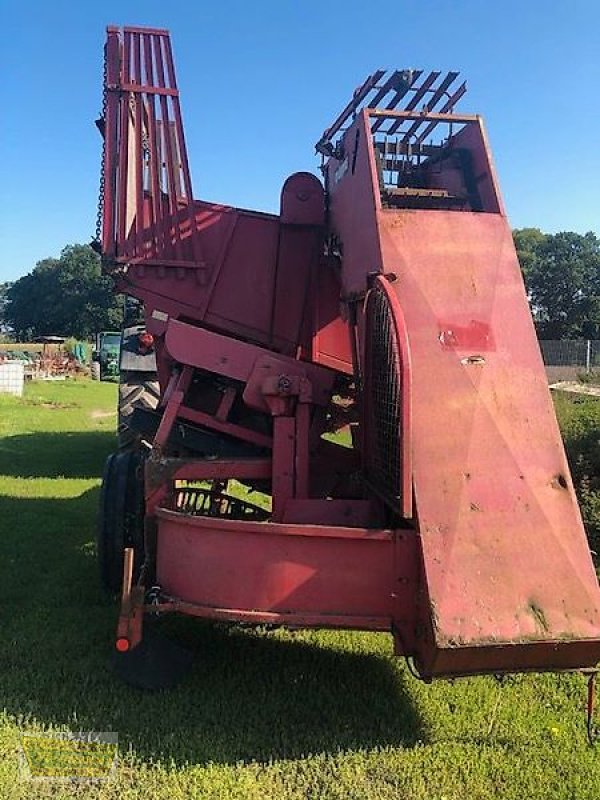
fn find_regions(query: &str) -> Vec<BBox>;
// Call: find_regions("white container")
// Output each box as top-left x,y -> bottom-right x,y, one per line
0,361 -> 25,397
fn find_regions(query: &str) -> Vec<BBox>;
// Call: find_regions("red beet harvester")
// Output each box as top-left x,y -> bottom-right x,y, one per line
95,26 -> 600,694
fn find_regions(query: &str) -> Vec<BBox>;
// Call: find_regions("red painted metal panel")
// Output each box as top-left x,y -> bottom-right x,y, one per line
154,366 -> 191,446
164,319 -> 336,408
321,84 -> 600,674
282,499 -> 372,527
312,263 -> 353,374
204,212 -> 281,339
294,402 -> 310,498
269,222 -> 321,355
417,641 -> 600,677
324,112 -> 384,297
272,416 -> 295,521
377,210 -> 600,674
450,120 -> 504,214
155,510 -> 399,621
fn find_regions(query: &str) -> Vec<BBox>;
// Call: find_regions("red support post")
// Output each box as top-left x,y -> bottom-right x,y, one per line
154,366 -> 192,447
271,416 -> 295,522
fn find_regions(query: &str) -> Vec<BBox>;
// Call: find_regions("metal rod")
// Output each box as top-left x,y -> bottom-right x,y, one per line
117,31 -> 131,251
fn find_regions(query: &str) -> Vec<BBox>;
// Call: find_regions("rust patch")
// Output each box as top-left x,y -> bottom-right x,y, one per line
527,601 -> 549,633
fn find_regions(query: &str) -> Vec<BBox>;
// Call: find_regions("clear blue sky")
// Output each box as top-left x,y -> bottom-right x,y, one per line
1,0 -> 598,282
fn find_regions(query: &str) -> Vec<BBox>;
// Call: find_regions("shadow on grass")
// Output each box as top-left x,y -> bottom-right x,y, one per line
0,484 -> 426,766
0,431 -> 115,478
0,426 -> 425,763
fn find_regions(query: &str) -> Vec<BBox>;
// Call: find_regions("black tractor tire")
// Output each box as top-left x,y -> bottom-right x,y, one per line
118,371 -> 160,450
97,449 -> 146,593
91,361 -> 101,381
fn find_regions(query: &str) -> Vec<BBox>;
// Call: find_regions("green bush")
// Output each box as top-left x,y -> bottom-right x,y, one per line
576,369 -> 600,385
554,392 -> 600,560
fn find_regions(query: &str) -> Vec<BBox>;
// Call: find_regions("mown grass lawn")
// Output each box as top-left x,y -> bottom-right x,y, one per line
0,379 -> 598,799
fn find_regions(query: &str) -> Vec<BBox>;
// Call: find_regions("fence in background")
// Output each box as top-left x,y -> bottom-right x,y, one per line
539,340 -> 600,375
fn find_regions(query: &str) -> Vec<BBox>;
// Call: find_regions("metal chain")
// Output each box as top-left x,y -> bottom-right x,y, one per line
94,47 -> 108,247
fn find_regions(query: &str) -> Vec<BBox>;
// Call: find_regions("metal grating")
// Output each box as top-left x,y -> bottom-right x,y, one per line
364,283 -> 403,511
172,487 -> 270,521
316,69 -> 466,156
100,26 -> 200,264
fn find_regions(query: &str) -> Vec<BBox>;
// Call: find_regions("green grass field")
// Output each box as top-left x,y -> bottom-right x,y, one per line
0,380 -> 599,799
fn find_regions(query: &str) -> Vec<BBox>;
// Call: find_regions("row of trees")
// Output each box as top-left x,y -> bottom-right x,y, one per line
1,245 -> 122,340
514,229 -> 600,339
1,230 -> 600,341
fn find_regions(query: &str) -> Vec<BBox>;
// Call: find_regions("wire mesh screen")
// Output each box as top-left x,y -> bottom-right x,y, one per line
364,283 -> 403,512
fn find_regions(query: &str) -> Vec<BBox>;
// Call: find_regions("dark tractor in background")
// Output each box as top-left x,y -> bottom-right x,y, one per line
117,324 -> 159,448
91,331 -> 120,381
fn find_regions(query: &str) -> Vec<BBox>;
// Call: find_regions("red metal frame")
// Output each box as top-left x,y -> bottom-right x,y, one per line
98,29 -> 600,679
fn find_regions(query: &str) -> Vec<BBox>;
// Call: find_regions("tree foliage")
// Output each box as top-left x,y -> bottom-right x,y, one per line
5,232 -> 600,342
5,245 -> 122,340
0,282 -> 13,335
514,228 -> 600,339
